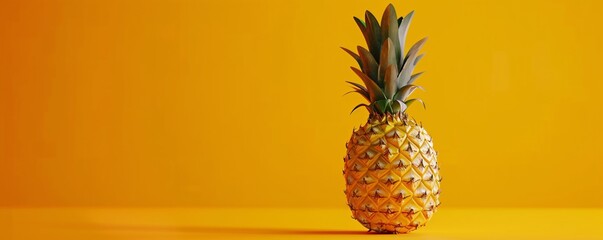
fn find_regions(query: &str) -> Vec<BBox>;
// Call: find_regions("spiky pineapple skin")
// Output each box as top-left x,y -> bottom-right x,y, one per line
344,114 -> 441,233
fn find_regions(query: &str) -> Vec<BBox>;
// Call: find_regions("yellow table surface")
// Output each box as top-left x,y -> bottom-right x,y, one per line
2,208 -> 603,240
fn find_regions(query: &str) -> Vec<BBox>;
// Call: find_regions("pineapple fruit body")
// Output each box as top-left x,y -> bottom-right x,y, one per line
344,114 -> 440,233
340,3 -> 440,233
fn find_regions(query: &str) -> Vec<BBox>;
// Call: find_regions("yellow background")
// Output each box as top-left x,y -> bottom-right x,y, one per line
1,0 -> 602,208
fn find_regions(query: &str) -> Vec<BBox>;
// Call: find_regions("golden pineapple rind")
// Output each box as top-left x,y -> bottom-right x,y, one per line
344,114 -> 440,233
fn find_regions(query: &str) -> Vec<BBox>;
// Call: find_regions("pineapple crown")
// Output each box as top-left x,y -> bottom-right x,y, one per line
344,4 -> 427,116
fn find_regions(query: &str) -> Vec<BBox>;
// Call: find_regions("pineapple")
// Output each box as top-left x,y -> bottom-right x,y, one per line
342,4 -> 441,234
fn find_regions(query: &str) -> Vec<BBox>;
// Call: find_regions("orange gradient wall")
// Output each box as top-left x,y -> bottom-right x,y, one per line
1,0 -> 602,208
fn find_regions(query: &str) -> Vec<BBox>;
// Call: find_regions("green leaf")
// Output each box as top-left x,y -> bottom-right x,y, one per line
415,53 -> 425,65
387,101 -> 395,113
373,99 -> 390,114
381,4 -> 400,65
391,99 -> 401,112
376,65 -> 382,87
345,81 -> 370,102
351,67 -> 386,102
394,84 -> 424,101
345,81 -> 368,92
393,99 -> 408,113
354,17 -> 368,41
357,46 -> 379,82
398,37 -> 428,86
350,103 -> 370,115
407,72 -> 424,85
397,11 -> 414,68
403,37 -> 428,67
384,64 -> 397,98
364,11 -> 382,60
379,39 -> 397,85
405,98 -> 426,109
344,88 -> 371,102
341,47 -> 362,69
353,16 -> 366,32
